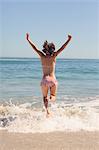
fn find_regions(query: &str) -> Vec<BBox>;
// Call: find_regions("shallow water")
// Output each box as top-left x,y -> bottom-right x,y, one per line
0,97 -> 99,133
0,58 -> 99,133
0,58 -> 99,101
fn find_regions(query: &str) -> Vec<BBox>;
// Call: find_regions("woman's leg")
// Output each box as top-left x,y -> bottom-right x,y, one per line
41,85 -> 49,114
50,85 -> 57,102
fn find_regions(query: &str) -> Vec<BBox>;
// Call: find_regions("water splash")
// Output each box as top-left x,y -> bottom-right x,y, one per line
0,96 -> 99,133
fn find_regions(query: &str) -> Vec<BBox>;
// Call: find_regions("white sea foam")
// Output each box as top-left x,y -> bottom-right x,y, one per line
0,96 -> 99,133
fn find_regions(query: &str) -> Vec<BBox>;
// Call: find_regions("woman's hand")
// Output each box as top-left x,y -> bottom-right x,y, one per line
26,33 -> 29,41
68,35 -> 72,40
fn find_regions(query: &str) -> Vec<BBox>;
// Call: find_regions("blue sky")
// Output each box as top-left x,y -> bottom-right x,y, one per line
0,0 -> 99,58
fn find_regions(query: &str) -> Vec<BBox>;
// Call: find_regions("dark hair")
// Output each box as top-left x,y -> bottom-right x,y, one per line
42,41 -> 55,55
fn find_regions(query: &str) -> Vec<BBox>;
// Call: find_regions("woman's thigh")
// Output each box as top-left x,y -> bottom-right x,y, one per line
41,85 -> 49,97
50,85 -> 57,100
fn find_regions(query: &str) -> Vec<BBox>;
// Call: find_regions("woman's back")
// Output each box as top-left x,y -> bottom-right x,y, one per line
41,55 -> 56,78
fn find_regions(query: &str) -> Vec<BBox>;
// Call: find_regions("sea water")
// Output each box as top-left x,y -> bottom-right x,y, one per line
0,58 -> 99,133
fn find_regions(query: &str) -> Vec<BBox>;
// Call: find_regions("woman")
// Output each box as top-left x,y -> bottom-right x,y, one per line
26,33 -> 72,116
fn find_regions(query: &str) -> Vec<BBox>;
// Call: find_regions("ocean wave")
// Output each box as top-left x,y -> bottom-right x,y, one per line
0,96 -> 99,133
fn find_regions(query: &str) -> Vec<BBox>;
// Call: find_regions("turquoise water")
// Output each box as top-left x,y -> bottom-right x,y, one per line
0,58 -> 99,102
0,58 -> 99,133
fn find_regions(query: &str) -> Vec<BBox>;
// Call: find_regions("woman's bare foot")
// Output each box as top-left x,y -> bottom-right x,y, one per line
50,95 -> 56,102
46,109 -> 53,117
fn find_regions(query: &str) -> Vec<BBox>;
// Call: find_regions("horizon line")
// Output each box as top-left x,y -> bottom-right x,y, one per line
0,57 -> 99,60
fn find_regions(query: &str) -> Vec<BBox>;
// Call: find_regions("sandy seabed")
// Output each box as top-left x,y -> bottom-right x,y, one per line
0,130 -> 99,150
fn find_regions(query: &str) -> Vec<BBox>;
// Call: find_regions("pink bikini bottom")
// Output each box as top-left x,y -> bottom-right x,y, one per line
41,76 -> 58,88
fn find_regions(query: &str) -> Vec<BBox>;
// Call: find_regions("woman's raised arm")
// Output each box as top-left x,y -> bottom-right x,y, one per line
26,33 -> 44,57
55,35 -> 72,56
